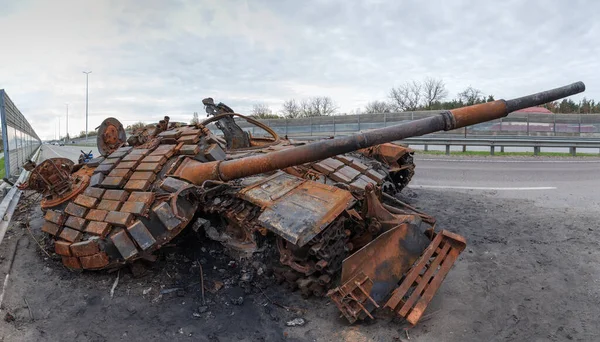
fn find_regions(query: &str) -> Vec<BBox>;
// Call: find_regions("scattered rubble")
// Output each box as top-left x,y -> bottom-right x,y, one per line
286,318 -> 306,327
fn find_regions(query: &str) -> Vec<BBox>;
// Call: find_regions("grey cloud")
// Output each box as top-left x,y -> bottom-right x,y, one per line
1,0 -> 598,140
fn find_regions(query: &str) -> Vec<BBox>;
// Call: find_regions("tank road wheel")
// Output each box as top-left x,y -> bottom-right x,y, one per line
97,117 -> 127,157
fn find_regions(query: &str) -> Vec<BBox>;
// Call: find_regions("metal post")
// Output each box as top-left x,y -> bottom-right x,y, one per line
490,145 -> 495,156
357,115 -> 361,131
0,91 -> 10,179
310,117 -> 312,136
445,145 -> 450,155
534,146 -> 540,156
424,144 -> 428,152
553,114 -> 556,136
383,112 -> 387,127
570,147 -> 576,156
500,146 -> 504,153
463,126 -> 467,152
527,114 -> 530,136
13,126 -> 18,174
285,118 -> 288,136
332,115 -> 336,135
83,71 -> 91,142
578,114 -> 581,135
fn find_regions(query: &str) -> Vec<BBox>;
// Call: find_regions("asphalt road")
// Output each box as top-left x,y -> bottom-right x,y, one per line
410,154 -> 600,210
40,144 -> 600,210
41,144 -> 99,163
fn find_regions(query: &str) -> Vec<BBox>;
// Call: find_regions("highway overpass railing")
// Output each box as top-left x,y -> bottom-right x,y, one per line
399,136 -> 600,156
265,133 -> 600,156
0,90 -> 42,180
74,111 -> 600,156
235,111 -> 600,138
222,111 -> 600,156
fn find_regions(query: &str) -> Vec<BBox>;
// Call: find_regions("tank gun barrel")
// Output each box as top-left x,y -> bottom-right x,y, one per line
172,81 -> 585,185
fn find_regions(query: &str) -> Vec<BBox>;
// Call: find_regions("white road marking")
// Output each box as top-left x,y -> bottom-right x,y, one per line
43,145 -> 67,159
417,158 -> 600,163
408,185 -> 557,191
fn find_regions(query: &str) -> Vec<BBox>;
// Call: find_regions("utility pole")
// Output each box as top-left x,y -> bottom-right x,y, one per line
58,116 -> 61,140
83,71 -> 91,141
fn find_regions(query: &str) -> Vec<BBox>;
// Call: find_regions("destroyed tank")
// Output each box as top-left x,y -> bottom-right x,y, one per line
19,81 -> 585,326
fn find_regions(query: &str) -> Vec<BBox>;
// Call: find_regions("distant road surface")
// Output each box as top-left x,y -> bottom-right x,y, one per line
40,144 -> 600,210
410,155 -> 600,210
41,144 -> 99,163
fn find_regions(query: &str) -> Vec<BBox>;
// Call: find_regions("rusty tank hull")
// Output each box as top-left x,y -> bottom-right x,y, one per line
19,81 -> 585,326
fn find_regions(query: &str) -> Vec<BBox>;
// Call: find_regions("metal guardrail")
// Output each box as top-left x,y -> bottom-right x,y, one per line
399,137 -> 600,155
260,132 -> 600,156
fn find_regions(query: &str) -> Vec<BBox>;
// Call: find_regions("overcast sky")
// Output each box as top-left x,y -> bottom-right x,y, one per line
0,0 -> 597,140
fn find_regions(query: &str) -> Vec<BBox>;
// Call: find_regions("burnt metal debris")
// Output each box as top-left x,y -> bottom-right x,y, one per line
18,81 -> 585,326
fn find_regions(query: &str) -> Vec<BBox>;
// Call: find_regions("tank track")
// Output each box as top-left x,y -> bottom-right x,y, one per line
198,184 -> 358,298
393,152 -> 415,192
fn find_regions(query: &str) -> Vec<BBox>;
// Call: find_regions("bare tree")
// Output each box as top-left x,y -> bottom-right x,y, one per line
389,80 -> 422,111
303,96 -> 338,117
251,103 -> 279,119
281,97 -> 338,117
190,112 -> 199,125
458,86 -> 483,105
281,99 -> 302,118
423,77 -> 448,109
363,100 -> 394,114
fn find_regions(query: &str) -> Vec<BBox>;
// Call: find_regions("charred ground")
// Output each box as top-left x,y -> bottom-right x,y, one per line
0,186 -> 598,342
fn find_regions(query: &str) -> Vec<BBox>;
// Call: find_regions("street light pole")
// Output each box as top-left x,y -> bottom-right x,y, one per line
83,71 -> 91,142
66,103 -> 69,143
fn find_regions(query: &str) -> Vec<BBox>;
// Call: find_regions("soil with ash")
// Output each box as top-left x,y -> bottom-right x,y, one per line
0,188 -> 599,342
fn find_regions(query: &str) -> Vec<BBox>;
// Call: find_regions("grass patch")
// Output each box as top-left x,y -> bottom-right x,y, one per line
0,156 -> 5,179
415,150 -> 599,157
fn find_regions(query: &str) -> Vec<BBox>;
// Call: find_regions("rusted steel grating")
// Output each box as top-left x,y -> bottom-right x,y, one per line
384,230 -> 466,325
327,271 -> 378,323
327,229 -> 466,326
